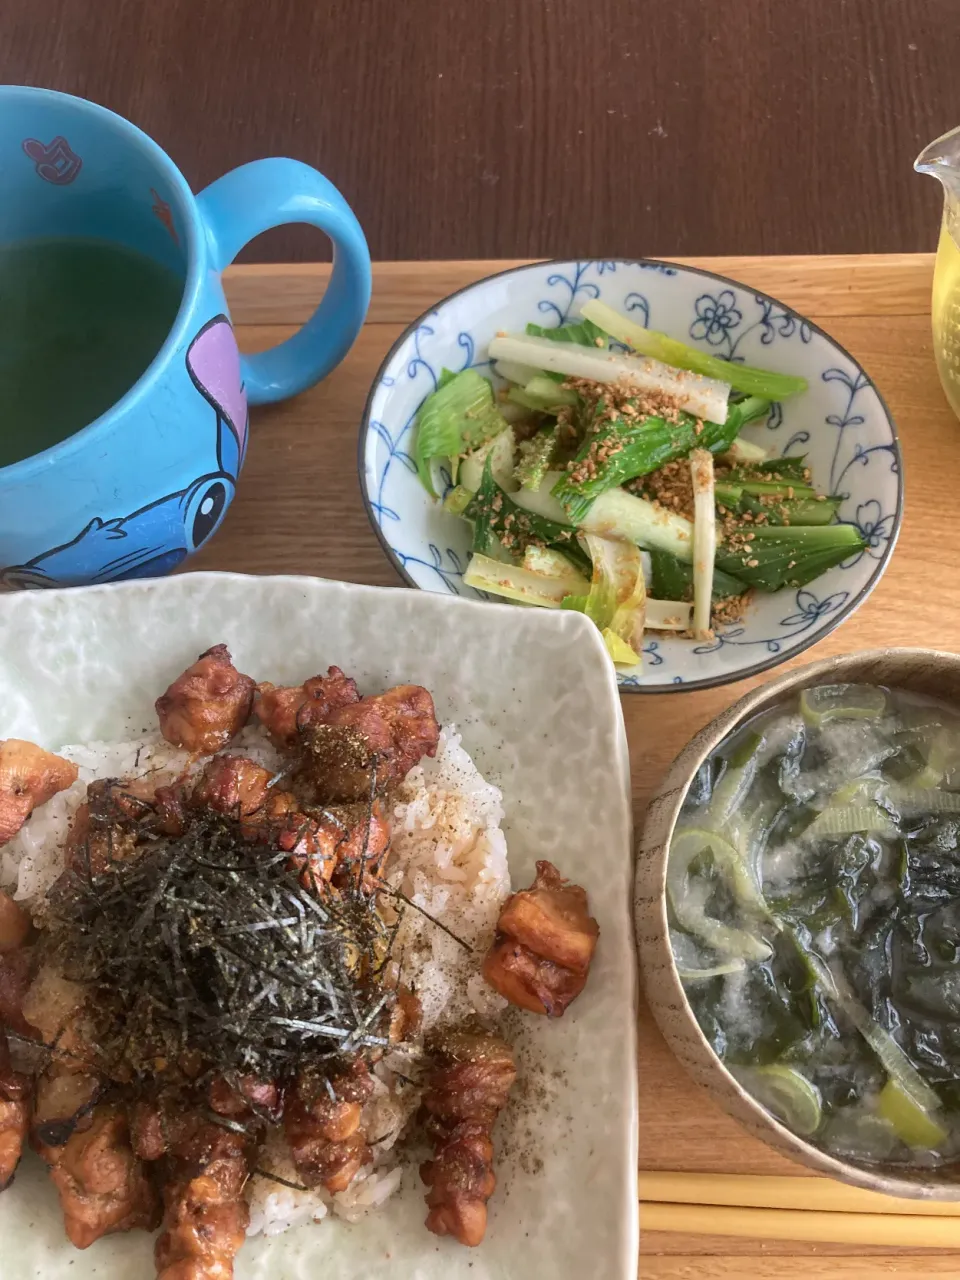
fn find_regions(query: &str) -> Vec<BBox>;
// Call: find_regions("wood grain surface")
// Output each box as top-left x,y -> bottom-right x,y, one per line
5,0 -> 958,260
187,253 -> 957,1271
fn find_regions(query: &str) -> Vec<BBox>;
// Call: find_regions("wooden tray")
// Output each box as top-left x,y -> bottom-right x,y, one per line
202,255 -> 957,1278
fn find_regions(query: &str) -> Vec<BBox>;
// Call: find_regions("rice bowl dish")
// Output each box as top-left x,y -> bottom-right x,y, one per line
0,641 -> 600,1274
0,572 -> 638,1280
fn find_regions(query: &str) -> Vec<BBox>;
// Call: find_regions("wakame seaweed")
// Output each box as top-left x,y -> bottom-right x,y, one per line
670,683 -> 960,1169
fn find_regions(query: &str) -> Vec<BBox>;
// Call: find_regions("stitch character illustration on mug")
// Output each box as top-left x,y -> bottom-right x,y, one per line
0,316 -> 248,588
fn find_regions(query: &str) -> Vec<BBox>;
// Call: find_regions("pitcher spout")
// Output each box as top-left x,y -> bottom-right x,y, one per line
916,126 -> 960,196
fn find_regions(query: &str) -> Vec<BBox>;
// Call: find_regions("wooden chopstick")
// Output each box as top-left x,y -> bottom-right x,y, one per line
640,1171 -> 960,1216
641,1201 -> 960,1247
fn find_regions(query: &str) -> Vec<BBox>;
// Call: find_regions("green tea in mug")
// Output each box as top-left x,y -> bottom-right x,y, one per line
0,237 -> 183,469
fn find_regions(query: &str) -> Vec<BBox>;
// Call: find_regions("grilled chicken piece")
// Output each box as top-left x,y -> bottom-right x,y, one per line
154,1115 -> 252,1280
190,754 -> 274,822
284,1059 -> 374,1194
156,645 -> 255,754
208,1074 -> 281,1123
33,1067 -> 101,1148
20,964 -> 89,1056
0,947 -> 38,1040
64,778 -> 157,877
0,739 -> 77,846
300,684 -> 440,801
37,1105 -> 159,1248
0,891 -> 30,954
0,1030 -> 29,1191
388,985 -> 422,1045
255,666 -> 360,748
420,1028 -> 516,1247
282,800 -> 391,892
482,860 -> 599,1017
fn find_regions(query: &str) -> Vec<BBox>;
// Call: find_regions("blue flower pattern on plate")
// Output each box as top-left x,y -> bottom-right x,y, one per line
361,260 -> 901,691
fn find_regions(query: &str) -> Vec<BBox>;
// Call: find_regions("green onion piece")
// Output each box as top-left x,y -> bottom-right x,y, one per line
522,545 -> 580,579
676,958 -> 746,982
645,598 -> 694,631
493,358 -> 542,385
601,627 -> 641,667
886,786 -> 960,816
463,551 -> 589,607
413,369 -> 508,497
906,726 -> 960,788
708,732 -> 764,829
458,428 -> 517,495
722,436 -> 769,464
579,487 -> 695,561
733,1065 -> 823,1136
442,485 -> 474,516
579,299 -> 809,400
800,684 -> 888,726
506,387 -> 547,412
526,317 -> 610,347
805,803 -> 897,838
690,448 -> 716,637
877,1080 -> 947,1149
668,827 -> 772,960
522,376 -> 578,410
516,429 -> 560,492
488,333 -> 731,422
838,990 -> 943,1114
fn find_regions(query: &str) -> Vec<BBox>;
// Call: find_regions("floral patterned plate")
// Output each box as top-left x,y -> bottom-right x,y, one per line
359,260 -> 902,692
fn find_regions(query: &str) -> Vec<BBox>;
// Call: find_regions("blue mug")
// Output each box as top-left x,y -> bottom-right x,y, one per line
0,86 -> 371,588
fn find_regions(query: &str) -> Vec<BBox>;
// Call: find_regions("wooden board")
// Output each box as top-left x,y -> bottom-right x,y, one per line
194,255 -> 955,1272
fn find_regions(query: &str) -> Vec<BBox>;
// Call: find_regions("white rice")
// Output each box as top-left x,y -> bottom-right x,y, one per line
249,725 -> 512,1236
0,725 -> 283,906
1,721 -> 511,1242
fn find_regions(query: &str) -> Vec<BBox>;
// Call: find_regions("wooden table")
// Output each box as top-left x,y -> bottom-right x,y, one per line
201,255 -> 959,1278
7,1 -> 952,258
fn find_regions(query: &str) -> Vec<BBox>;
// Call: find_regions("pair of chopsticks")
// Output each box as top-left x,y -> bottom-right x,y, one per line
641,1172 -> 960,1247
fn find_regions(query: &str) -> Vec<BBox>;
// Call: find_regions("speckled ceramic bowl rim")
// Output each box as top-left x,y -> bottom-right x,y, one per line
357,258 -> 904,695
637,647 -> 960,1198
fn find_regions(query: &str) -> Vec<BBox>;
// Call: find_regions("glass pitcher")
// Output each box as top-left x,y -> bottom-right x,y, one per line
916,127 -> 960,417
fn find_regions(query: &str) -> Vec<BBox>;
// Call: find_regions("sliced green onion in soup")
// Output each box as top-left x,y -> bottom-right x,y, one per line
667,827 -> 772,961
877,1080 -> 948,1150
733,1065 -> 823,1136
669,929 -> 747,982
805,803 -> 897,839
799,684 -> 888,726
706,731 -> 764,830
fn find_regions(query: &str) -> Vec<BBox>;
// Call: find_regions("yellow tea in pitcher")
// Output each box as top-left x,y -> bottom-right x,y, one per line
931,218 -> 960,418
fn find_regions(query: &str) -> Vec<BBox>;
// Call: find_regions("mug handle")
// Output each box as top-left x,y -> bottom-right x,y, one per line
196,159 -> 371,405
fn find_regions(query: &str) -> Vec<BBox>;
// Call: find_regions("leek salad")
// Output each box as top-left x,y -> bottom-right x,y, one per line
671,683 -> 960,1167
412,300 -> 865,668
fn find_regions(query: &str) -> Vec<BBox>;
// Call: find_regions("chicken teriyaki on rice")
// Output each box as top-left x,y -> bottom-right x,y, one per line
0,644 -> 599,1274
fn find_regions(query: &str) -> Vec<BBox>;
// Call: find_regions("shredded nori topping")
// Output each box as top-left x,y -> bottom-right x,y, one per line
45,800 -> 401,1082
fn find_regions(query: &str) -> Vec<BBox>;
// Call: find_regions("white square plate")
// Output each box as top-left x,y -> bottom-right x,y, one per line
0,573 -> 637,1279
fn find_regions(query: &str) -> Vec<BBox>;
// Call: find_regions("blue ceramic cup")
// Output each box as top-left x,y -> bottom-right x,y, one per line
0,86 -> 371,587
